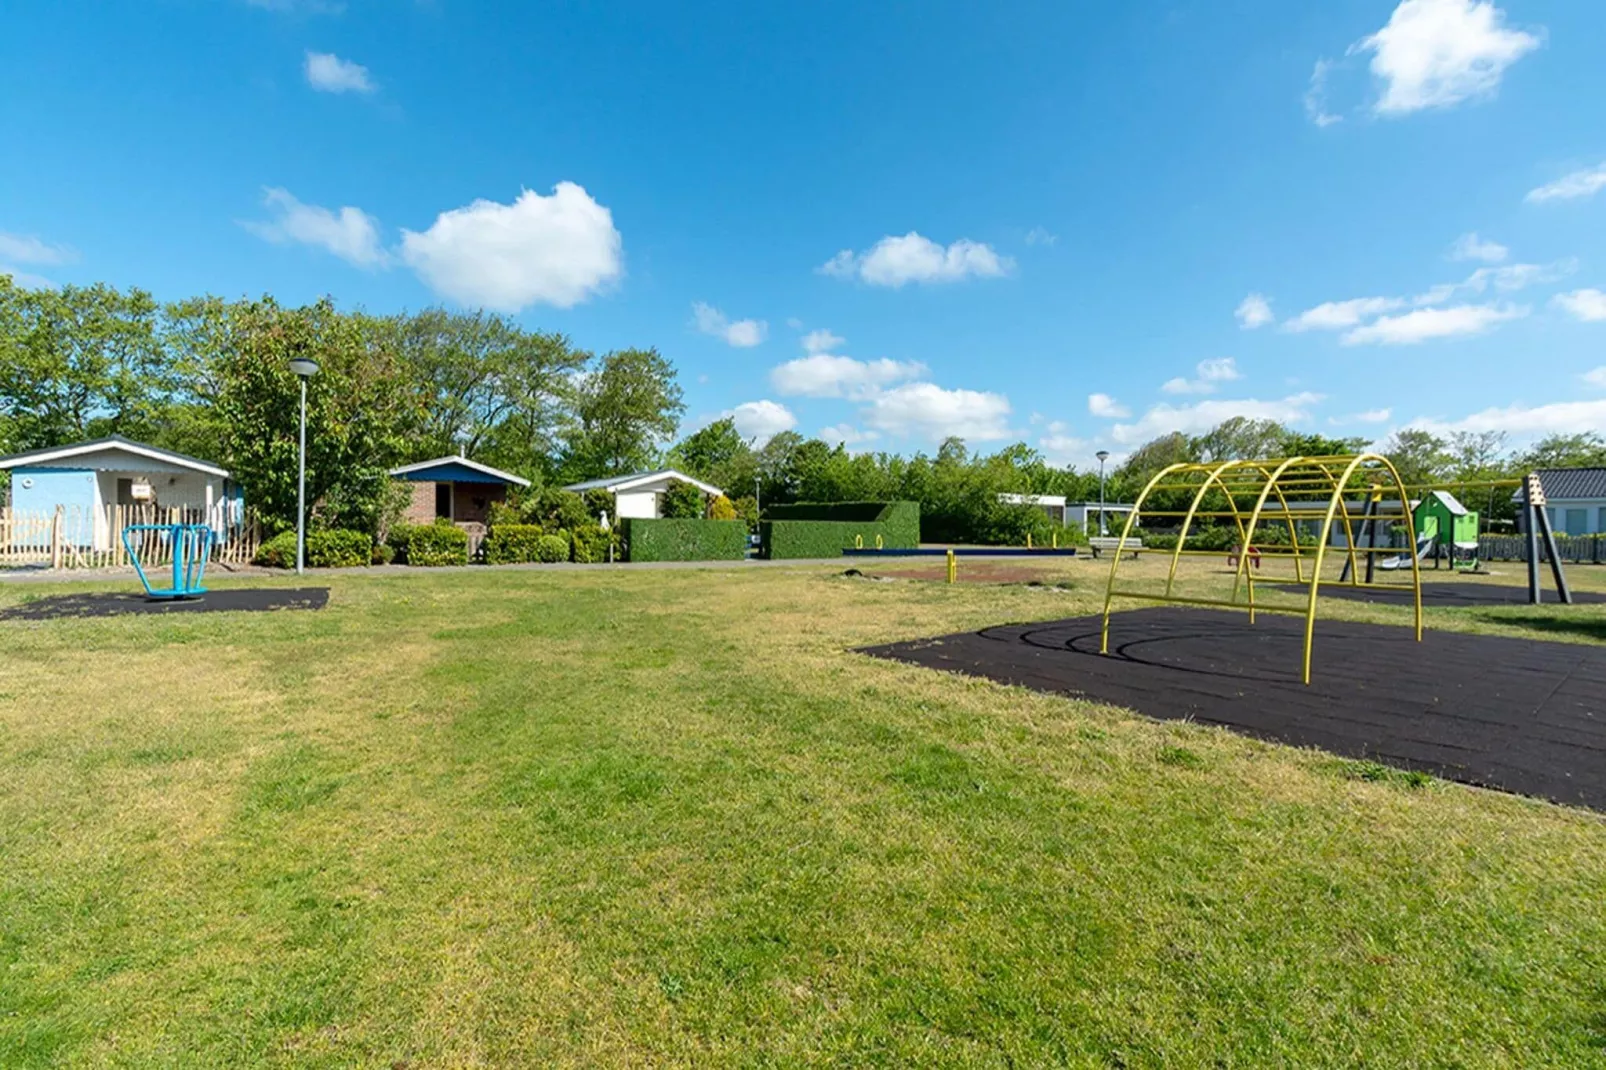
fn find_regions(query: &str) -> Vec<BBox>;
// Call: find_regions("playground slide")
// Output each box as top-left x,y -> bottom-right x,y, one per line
1378,532 -> 1435,571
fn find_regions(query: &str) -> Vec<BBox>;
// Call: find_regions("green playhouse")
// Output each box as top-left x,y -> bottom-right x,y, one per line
1413,490 -> 1480,570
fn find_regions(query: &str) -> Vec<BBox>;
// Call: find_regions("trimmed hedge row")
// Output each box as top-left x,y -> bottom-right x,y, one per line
254,528 -> 371,568
624,518 -> 748,562
405,523 -> 470,567
483,524 -> 545,564
761,501 -> 920,559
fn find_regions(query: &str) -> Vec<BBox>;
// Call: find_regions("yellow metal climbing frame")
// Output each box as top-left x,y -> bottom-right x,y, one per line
1099,453 -> 1423,684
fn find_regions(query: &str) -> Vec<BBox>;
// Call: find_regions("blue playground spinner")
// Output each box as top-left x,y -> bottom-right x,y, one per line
122,523 -> 213,600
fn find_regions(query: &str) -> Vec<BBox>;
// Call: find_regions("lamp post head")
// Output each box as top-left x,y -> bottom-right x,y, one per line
1095,450 -> 1110,464
288,357 -> 320,378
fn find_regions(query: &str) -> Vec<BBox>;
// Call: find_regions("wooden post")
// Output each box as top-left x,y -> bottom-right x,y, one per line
1523,475 -> 1543,604
50,506 -> 63,570
1531,486 -> 1573,605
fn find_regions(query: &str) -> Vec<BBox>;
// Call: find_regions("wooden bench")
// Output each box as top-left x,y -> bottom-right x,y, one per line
1088,536 -> 1142,560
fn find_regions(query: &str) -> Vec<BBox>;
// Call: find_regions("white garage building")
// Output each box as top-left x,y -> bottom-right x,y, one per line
563,469 -> 725,520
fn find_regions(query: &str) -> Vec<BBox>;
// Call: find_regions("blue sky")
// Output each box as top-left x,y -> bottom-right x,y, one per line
3,0 -> 1605,467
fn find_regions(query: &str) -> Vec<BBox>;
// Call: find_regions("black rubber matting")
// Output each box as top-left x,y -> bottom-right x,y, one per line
1276,581 -> 1606,607
0,588 -> 330,621
862,607 -> 1606,810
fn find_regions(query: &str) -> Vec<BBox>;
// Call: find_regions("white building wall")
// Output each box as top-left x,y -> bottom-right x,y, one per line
614,489 -> 660,519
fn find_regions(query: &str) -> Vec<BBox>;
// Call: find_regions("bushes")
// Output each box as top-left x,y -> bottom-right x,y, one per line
406,521 -> 470,566
569,523 -> 615,563
253,530 -> 298,568
761,501 -> 920,559
708,494 -> 737,521
254,528 -> 371,568
306,529 -> 370,568
624,518 -> 748,562
661,482 -> 706,519
483,524 -> 546,564
536,533 -> 571,563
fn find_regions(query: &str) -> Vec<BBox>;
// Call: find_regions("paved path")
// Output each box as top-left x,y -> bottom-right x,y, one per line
0,556 -> 911,584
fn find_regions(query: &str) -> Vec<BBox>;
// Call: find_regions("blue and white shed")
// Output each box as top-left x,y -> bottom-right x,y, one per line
0,436 -> 239,548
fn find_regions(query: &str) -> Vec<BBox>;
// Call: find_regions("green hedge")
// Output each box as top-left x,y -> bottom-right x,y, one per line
407,522 -> 469,567
253,528 -> 370,568
624,518 -> 748,562
760,501 -> 920,559
483,524 -> 545,564
536,533 -> 570,563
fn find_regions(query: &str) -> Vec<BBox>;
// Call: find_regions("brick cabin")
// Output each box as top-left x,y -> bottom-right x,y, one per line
389,456 -> 531,551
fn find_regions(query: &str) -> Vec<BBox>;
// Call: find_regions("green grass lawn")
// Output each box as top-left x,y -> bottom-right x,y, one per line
3,558 -> 1605,1067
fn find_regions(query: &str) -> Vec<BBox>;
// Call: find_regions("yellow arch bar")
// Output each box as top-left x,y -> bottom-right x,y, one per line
1099,453 -> 1423,684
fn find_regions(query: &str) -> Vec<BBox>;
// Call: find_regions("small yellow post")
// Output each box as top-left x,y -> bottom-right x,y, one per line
946,549 -> 957,584
1052,531 -> 1059,549
1027,533 -> 1033,550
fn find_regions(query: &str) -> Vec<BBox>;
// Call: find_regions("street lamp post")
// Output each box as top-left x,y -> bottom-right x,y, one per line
288,356 -> 320,575
1095,450 -> 1111,536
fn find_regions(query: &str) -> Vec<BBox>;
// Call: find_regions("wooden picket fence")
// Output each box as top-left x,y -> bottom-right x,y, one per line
0,505 -> 262,570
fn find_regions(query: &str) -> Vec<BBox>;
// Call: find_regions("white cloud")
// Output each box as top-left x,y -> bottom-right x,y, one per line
724,400 -> 795,444
1330,407 -> 1394,425
863,382 -> 1012,441
1284,296 -> 1406,332
1554,289 -> 1606,322
1341,302 -> 1527,344
820,232 -> 1013,287
304,51 -> 375,94
1525,163 -> 1606,204
1162,357 -> 1243,395
800,328 -> 844,354
819,424 -> 878,449
1448,232 -> 1507,262
1109,393 -> 1324,446
1038,420 -> 1089,465
0,268 -> 57,289
691,302 -> 767,347
400,183 -> 623,312
243,187 -> 388,268
1353,0 -> 1540,116
1414,259 -> 1573,305
1304,59 -> 1343,127
770,354 -> 926,399
0,232 -> 76,265
1235,292 -> 1274,329
1408,399 -> 1606,438
1087,393 -> 1130,418
1024,226 -> 1058,246
1582,366 -> 1606,388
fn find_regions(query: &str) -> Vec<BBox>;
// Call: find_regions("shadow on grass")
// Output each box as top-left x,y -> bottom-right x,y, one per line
1470,611 -> 1606,643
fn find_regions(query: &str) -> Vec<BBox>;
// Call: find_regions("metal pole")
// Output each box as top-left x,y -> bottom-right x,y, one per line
296,376 -> 307,575
1097,458 -> 1107,536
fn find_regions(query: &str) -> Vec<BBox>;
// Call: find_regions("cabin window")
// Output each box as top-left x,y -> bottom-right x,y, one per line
1565,509 -> 1587,536
435,482 -> 452,520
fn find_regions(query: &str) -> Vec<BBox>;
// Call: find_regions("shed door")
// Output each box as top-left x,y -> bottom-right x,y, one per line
435,482 -> 453,520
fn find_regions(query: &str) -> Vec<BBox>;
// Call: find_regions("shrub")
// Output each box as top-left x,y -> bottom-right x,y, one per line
407,522 -> 469,567
484,524 -> 546,565
372,543 -> 395,565
624,518 -> 748,562
761,501 -> 920,559
661,481 -> 706,519
254,530 -> 298,568
305,529 -> 370,569
708,494 -> 737,521
569,523 -> 615,563
536,533 -> 571,563
252,528 -> 370,568
385,522 -> 415,562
